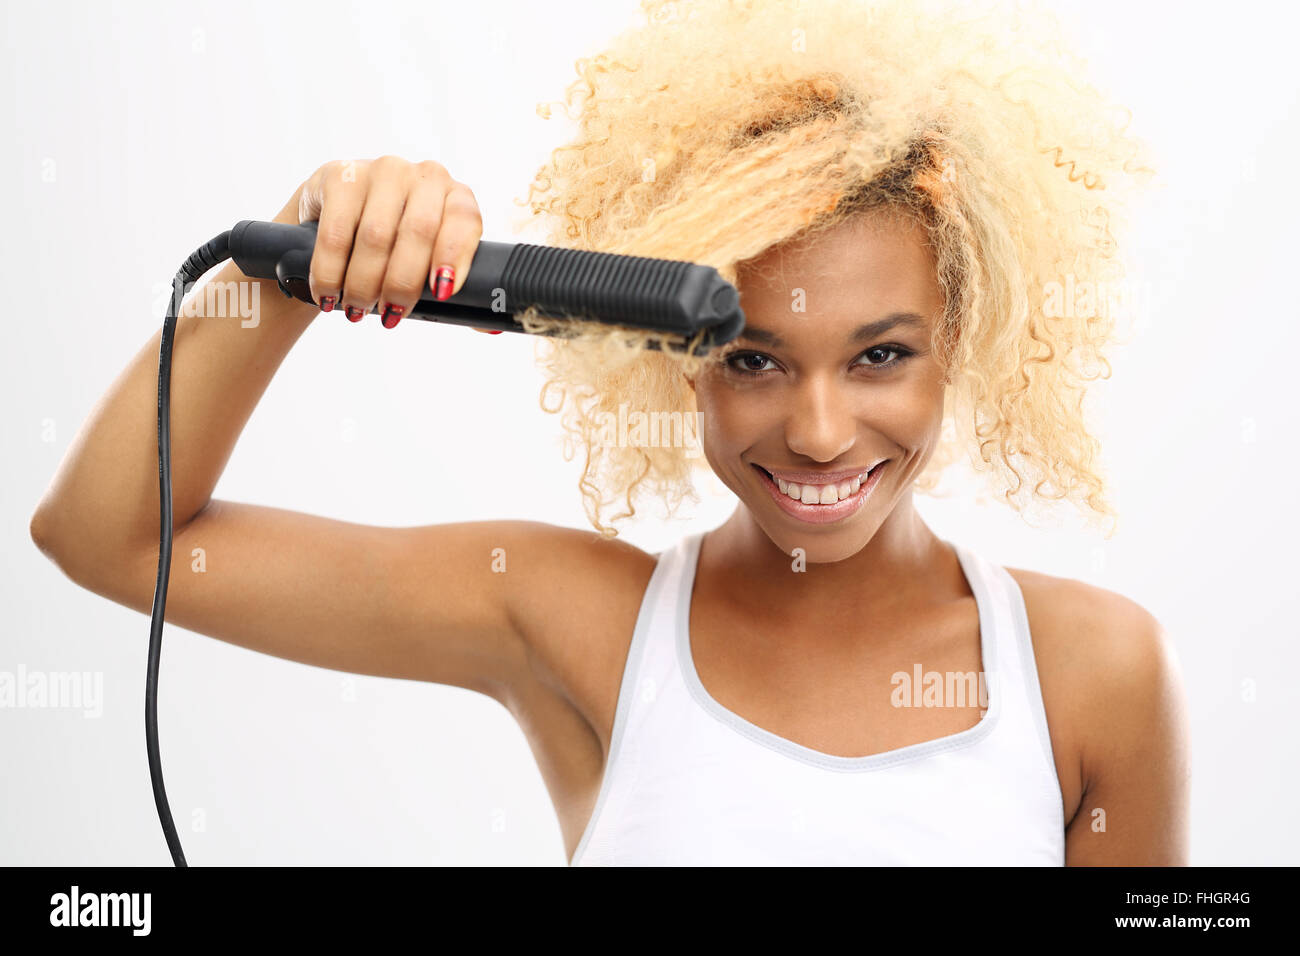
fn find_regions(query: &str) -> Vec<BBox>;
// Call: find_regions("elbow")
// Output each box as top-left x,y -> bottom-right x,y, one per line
30,496 -> 79,571
30,498 -> 150,611
29,500 -> 57,558
30,499 -> 110,594
30,499 -> 80,579
31,493 -> 156,598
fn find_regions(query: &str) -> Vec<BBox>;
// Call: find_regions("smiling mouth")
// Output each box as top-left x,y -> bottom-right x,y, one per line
752,460 -> 888,506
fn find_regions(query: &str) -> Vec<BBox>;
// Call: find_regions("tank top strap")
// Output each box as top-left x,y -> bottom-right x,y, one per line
596,532 -> 698,765
948,541 -> 1062,788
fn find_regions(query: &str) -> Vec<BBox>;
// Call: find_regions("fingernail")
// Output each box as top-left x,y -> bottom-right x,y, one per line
319,295 -> 336,312
345,305 -> 364,322
434,265 -> 455,302
381,304 -> 405,329
487,329 -> 502,334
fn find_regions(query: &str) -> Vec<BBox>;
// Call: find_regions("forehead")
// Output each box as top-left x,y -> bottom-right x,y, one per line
735,209 -> 942,315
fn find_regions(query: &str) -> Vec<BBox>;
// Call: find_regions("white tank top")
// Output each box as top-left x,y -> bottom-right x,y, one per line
571,530 -> 1066,865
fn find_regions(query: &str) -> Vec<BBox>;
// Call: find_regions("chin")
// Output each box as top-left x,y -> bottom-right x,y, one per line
751,516 -> 876,565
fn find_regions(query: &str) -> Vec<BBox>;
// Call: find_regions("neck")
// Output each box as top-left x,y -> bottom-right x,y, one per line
704,489 -> 950,619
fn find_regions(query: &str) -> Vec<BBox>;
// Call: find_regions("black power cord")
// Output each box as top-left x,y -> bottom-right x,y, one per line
150,231 -> 233,867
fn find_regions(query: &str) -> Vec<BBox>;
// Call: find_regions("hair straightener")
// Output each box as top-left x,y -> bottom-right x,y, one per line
147,220 -> 745,865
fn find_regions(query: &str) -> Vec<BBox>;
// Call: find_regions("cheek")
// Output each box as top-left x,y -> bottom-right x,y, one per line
911,365 -> 949,436
694,378 -> 771,449
856,364 -> 947,436
861,391 -> 939,439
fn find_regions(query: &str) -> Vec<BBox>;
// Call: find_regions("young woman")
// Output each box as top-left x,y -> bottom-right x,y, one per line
29,0 -> 1189,865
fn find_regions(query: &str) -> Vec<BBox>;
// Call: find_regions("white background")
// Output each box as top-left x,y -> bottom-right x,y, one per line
3,0 -> 1297,865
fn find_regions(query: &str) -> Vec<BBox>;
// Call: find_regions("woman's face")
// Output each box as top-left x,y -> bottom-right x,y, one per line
688,209 -> 949,564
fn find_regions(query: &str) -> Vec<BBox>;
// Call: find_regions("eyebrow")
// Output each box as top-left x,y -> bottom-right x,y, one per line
736,312 -> 928,348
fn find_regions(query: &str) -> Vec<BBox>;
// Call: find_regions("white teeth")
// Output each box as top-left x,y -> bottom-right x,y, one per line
768,462 -> 880,506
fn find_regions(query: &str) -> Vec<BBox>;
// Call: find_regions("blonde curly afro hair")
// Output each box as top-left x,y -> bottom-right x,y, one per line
511,0 -> 1156,539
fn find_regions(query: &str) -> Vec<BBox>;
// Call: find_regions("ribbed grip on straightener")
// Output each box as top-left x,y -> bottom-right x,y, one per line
495,244 -> 741,345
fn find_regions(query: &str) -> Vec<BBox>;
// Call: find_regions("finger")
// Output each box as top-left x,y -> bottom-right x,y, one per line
428,181 -> 483,304
305,160 -> 368,313
377,161 -> 451,329
340,156 -> 411,322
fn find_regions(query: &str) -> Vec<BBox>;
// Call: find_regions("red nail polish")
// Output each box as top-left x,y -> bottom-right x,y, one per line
319,295 -> 336,312
434,265 -> 455,302
345,306 -> 364,322
487,329 -> 502,334
381,304 -> 405,329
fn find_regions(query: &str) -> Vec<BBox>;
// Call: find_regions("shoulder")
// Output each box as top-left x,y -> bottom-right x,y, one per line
496,521 -> 659,722
494,520 -> 657,582
1004,566 -> 1180,696
1004,564 -> 1190,862
1004,565 -> 1188,792
496,521 -> 658,646
504,520 -> 659,599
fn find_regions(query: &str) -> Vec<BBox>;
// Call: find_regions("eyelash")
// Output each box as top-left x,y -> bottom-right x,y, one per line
722,345 -> 915,378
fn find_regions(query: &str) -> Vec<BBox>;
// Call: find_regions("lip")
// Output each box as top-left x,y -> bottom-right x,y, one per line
761,462 -> 886,485
752,460 -> 888,525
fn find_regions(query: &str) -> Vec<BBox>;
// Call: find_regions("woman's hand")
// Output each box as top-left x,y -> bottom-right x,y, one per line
295,156 -> 487,330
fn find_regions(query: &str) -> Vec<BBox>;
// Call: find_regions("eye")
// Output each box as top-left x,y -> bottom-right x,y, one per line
723,351 -> 778,376
721,345 -> 915,378
854,345 -> 913,369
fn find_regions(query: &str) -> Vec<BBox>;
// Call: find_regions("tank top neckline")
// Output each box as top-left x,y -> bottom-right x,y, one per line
673,530 -> 1004,772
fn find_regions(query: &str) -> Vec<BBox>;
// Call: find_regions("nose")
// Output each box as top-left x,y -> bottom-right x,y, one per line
782,373 -> 856,463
